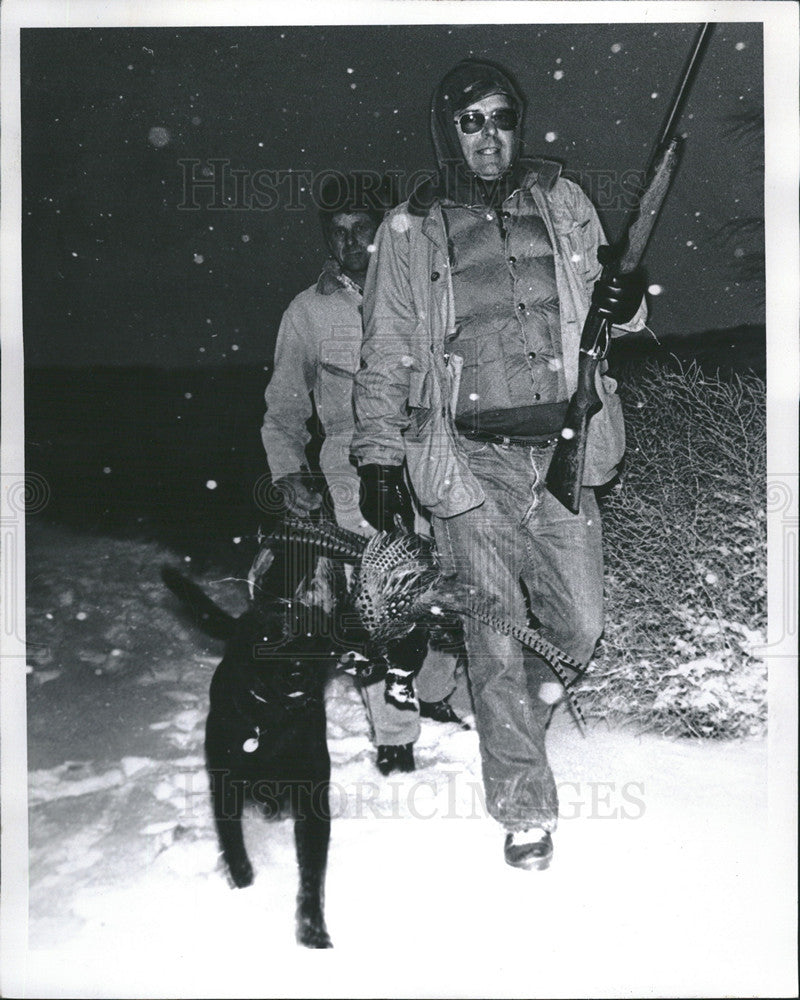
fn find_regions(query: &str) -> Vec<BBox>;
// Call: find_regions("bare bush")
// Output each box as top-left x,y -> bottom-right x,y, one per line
585,360 -> 767,738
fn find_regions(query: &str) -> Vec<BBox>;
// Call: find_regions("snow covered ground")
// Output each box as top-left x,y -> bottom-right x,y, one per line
10,523 -> 797,998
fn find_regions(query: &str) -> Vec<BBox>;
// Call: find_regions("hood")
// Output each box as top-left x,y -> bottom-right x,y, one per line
426,58 -> 526,208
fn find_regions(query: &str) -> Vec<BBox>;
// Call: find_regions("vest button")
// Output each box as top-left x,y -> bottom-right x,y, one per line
527,351 -> 537,360
508,255 -> 517,264
533,393 -> 541,402
501,210 -> 511,219
517,302 -> 526,312
431,271 -> 440,281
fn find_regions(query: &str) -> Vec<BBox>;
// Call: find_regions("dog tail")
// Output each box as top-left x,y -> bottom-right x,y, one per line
161,566 -> 236,641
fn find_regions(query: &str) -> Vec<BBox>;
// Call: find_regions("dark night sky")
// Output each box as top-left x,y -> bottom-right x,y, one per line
20,22 -> 764,368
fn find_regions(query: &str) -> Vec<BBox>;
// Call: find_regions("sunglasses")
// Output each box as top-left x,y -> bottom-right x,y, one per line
455,107 -> 519,135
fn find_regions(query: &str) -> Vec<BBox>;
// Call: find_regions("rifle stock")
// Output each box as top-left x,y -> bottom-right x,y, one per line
544,308 -> 607,513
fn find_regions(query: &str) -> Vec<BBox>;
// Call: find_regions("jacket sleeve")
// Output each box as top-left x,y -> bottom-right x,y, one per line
350,214 -> 415,467
563,179 -> 648,337
260,302 -> 315,481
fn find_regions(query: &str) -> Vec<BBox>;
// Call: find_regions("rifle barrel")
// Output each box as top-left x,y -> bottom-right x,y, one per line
658,23 -> 714,153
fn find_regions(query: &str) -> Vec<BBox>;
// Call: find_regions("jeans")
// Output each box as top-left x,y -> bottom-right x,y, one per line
433,437 -> 604,832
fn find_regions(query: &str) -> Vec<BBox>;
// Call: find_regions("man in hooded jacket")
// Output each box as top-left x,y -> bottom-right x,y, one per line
352,60 -> 647,868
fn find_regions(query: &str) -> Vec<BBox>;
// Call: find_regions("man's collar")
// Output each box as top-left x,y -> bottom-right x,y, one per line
316,258 -> 363,296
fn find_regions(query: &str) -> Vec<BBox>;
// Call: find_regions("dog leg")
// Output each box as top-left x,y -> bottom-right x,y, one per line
209,768 -> 254,888
293,782 -> 332,948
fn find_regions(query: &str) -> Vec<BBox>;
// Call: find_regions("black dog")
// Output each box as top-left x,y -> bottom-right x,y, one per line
162,554 -> 361,949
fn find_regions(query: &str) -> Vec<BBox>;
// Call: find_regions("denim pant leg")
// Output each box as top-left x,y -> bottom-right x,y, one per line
433,445 -> 559,832
415,646 -> 458,703
360,679 -> 421,747
521,479 -> 605,676
360,643 -> 457,745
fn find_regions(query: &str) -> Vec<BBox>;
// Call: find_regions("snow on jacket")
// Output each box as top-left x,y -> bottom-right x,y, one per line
351,160 -> 647,519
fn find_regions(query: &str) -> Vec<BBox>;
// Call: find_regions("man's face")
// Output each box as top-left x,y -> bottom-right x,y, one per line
456,92 -> 519,180
326,212 -> 377,274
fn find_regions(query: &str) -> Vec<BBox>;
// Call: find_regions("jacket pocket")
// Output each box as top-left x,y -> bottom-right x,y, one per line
583,375 -> 625,485
318,335 -> 360,431
408,367 -> 432,410
553,217 -> 594,281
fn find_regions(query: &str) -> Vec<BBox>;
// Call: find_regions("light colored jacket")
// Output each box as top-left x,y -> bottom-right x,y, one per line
351,164 -> 647,518
261,264 -> 365,534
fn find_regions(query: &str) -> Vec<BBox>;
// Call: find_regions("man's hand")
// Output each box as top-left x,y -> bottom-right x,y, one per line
592,259 -> 646,326
274,471 -> 323,517
358,464 -> 414,533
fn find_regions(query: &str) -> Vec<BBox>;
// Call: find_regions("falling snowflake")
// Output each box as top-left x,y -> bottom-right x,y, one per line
648,284 -> 663,296
206,480 -> 217,490
193,254 -> 204,264
735,41 -> 746,51
544,131 -> 557,143
553,70 -> 564,81
147,126 -> 171,148
610,43 -> 622,54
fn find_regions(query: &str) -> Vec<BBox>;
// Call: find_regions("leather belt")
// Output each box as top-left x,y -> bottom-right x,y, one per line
458,428 -> 559,449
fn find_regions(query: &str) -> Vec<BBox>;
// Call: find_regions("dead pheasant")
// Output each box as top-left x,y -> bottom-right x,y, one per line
256,516 -> 587,729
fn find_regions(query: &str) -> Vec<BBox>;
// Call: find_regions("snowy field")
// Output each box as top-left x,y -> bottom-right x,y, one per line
14,522 -> 796,998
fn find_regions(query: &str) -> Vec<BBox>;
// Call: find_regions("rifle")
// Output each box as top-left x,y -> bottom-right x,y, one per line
545,23 -> 714,514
